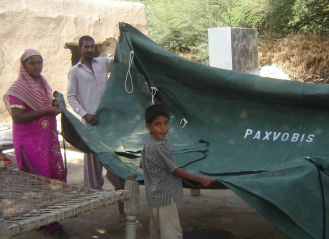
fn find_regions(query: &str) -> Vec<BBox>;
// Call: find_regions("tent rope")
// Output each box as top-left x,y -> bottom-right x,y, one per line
180,118 -> 188,128
125,50 -> 135,93
150,87 -> 158,105
179,140 -> 210,168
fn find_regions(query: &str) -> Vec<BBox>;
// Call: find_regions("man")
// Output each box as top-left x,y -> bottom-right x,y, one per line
67,36 -> 125,220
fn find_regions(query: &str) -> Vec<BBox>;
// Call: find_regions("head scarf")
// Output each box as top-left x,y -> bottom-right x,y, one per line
3,49 -> 53,114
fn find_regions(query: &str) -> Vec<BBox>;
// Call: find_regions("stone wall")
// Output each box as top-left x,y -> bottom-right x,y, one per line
0,0 -> 148,119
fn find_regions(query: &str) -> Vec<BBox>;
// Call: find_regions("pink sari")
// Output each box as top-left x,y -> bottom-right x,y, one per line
3,49 -> 66,182
8,95 -> 66,181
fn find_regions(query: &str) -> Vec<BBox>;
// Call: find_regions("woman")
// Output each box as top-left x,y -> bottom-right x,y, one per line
3,49 -> 67,236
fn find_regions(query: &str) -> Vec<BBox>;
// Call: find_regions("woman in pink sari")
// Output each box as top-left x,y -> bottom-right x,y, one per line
3,49 -> 67,236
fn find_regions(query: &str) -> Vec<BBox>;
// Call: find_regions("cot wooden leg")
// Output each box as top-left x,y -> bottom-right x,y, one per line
124,173 -> 139,239
0,209 -> 9,239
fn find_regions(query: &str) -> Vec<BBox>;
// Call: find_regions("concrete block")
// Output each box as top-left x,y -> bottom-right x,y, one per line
209,27 -> 259,75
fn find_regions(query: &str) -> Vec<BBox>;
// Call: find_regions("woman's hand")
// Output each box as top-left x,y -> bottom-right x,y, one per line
52,98 -> 58,107
11,107 -> 62,124
46,107 -> 62,117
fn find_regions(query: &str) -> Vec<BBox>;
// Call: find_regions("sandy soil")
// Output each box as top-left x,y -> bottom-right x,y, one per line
3,145 -> 291,239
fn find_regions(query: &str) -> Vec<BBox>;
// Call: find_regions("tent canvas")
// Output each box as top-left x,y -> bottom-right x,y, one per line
55,23 -> 329,239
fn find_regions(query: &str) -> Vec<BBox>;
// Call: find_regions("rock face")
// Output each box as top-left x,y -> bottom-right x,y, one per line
0,0 -> 148,115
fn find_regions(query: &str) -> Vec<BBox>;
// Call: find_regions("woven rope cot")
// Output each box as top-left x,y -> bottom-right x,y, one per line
0,166 -> 139,239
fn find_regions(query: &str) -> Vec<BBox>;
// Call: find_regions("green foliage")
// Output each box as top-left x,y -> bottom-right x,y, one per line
230,0 -> 329,36
142,0 -> 229,63
227,0 -> 268,30
290,0 -> 329,35
118,0 -> 329,65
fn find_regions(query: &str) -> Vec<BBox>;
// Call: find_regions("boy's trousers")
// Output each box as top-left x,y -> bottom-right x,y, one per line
149,198 -> 183,239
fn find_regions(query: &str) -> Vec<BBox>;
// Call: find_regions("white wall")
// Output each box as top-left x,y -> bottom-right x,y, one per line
0,0 -> 148,116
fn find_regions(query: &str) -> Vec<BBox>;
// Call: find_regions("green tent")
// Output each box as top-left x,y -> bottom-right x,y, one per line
55,23 -> 329,239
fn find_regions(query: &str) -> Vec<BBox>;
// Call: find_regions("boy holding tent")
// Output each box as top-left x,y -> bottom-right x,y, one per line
140,104 -> 215,239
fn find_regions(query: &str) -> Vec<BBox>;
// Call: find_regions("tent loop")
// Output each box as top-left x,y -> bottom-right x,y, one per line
125,50 -> 135,93
180,118 -> 188,128
150,87 -> 158,105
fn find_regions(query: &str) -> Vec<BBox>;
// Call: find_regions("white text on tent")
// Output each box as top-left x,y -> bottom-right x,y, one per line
244,129 -> 315,143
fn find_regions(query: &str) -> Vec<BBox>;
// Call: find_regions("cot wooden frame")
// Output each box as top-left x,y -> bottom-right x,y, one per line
0,166 -> 139,239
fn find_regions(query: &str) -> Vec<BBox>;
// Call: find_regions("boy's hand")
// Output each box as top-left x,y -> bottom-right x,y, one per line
174,168 -> 216,187
200,177 -> 216,187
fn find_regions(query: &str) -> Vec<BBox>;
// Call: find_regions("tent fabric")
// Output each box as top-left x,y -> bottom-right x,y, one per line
55,23 -> 329,239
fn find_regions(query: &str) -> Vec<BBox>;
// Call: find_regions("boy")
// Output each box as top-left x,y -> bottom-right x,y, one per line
140,104 -> 215,239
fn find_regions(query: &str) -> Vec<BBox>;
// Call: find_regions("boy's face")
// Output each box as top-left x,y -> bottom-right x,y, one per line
146,116 -> 169,140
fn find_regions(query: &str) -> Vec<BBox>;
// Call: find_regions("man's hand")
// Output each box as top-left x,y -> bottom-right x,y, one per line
83,114 -> 97,125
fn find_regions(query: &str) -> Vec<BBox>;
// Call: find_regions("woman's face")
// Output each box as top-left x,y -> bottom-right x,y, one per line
24,55 -> 43,79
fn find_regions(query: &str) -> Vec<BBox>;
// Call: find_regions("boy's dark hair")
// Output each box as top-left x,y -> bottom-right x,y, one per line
145,104 -> 169,124
79,36 -> 95,47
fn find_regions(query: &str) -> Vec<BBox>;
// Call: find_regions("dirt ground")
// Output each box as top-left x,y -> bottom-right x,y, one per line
3,144 -> 291,239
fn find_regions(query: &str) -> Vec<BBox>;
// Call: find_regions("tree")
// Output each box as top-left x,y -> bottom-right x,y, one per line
290,0 -> 329,35
119,0 -> 234,64
118,0 -> 329,65
230,0 -> 329,36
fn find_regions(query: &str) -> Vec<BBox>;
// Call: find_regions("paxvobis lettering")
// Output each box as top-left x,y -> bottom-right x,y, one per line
244,129 -> 315,143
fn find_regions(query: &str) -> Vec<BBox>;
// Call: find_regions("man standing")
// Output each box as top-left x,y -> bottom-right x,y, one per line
67,36 -> 118,189
67,36 -> 125,220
